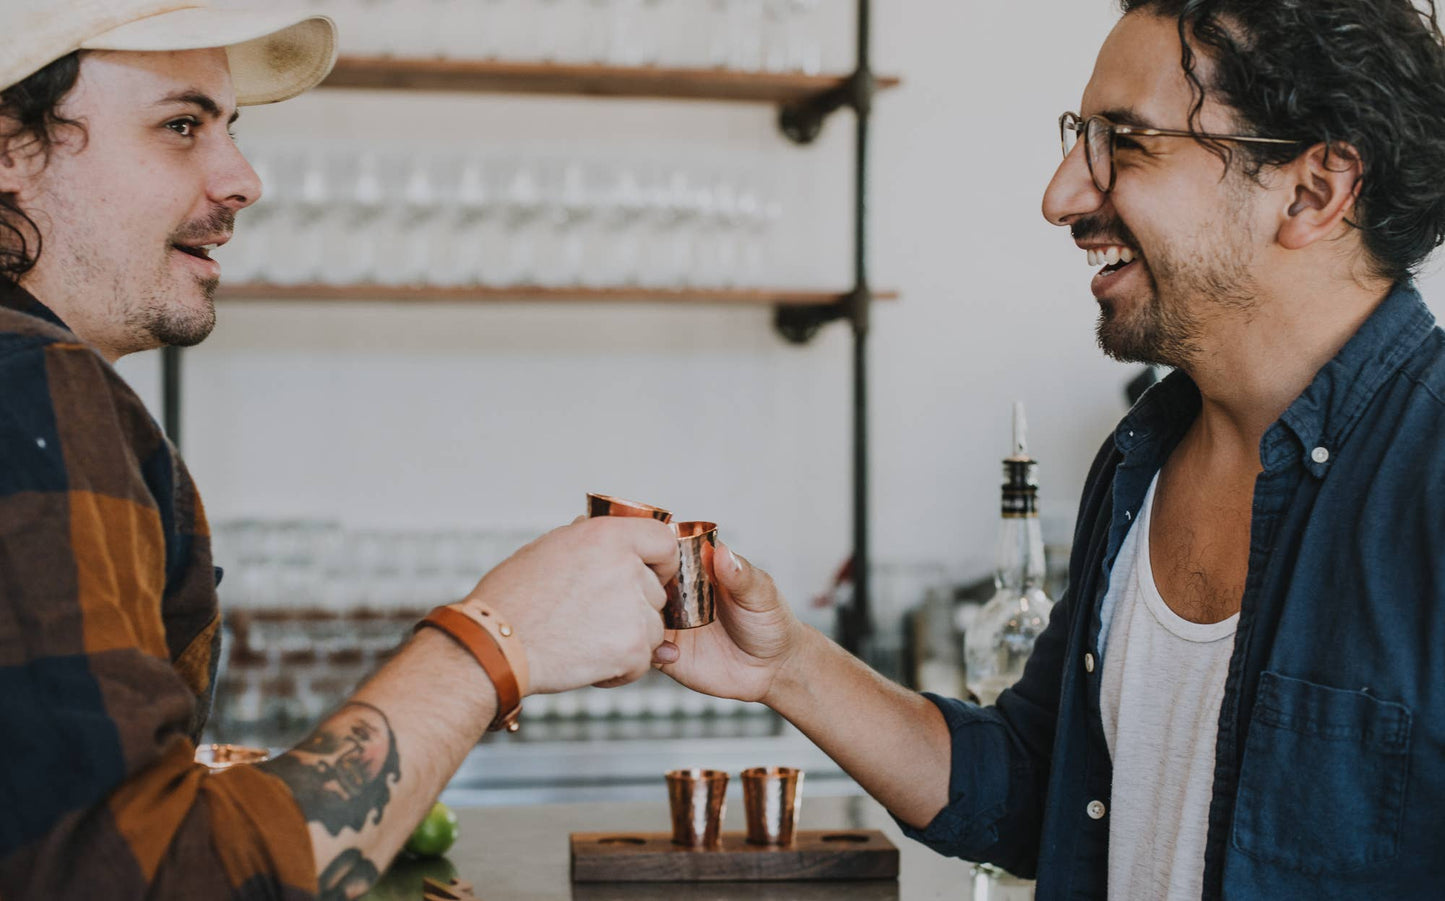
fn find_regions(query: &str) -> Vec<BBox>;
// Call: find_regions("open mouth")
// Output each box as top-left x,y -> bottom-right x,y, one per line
172,242 -> 217,261
1087,245 -> 1139,278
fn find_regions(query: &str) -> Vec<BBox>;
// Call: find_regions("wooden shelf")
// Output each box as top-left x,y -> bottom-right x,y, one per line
215,283 -> 897,306
320,56 -> 900,104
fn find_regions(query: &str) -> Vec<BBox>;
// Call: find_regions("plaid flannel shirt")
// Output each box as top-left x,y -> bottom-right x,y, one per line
0,279 -> 315,899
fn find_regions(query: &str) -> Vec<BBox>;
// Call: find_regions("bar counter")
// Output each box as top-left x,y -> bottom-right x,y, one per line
364,793 -> 1017,900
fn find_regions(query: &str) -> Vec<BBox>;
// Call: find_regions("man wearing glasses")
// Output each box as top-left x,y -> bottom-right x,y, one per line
659,1 -> 1445,898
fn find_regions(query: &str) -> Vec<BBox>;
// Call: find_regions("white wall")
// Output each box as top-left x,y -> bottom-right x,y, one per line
116,0 -> 1445,628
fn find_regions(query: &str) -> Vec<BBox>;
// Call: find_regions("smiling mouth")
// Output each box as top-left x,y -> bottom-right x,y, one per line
172,243 -> 217,261
1086,245 -> 1140,278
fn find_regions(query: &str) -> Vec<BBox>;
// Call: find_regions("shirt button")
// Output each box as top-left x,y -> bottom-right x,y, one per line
1084,653 -> 1095,673
1311,446 -> 1330,464
1087,800 -> 1107,820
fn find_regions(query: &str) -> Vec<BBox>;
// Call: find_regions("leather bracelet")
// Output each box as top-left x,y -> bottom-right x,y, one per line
451,599 -> 529,699
415,604 -> 524,732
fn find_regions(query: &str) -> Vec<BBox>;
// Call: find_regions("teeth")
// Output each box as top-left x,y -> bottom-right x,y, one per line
1085,245 -> 1137,268
201,244 -> 217,252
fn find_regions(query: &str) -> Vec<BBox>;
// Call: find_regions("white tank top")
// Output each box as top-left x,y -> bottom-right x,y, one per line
1099,474 -> 1239,901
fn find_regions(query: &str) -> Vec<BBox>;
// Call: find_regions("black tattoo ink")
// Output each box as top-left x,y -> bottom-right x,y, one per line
258,701 -> 402,836
317,848 -> 379,901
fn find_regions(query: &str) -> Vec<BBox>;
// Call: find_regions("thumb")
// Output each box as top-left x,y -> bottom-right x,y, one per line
715,542 -> 774,611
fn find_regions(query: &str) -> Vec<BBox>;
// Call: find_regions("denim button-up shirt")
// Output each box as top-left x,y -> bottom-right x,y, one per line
902,282 -> 1445,899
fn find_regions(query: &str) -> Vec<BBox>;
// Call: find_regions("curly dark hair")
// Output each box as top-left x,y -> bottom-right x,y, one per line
1120,0 -> 1445,281
0,52 -> 85,283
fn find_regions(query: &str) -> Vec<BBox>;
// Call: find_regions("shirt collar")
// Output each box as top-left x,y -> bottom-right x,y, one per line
1114,368 -> 1200,459
1113,281 -> 1438,475
1269,281 -> 1437,475
0,278 -> 73,334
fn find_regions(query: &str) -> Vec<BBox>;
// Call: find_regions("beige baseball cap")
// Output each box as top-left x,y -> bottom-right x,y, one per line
1,0 -> 338,106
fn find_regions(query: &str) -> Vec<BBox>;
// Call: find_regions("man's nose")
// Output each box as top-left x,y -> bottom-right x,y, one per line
1042,140 -> 1106,226
210,139 -> 263,212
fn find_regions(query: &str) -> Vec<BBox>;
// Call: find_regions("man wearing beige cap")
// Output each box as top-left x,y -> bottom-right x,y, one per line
0,3 -> 680,898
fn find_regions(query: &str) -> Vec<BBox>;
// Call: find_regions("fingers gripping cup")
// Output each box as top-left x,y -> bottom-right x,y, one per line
666,521 -> 717,629
742,766 -> 804,846
666,768 -> 729,847
586,493 -> 673,522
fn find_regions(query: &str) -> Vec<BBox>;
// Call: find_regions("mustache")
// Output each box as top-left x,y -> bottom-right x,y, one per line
1071,214 -> 1141,250
170,207 -> 235,244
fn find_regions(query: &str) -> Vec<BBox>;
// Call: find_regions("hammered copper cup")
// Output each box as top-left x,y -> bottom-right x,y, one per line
586,493 -> 673,522
665,521 -> 718,629
666,768 -> 729,847
742,766 -> 804,846
195,743 -> 270,773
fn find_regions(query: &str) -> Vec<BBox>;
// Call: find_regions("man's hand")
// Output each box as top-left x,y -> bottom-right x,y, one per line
467,517 -> 678,695
655,543 -> 808,705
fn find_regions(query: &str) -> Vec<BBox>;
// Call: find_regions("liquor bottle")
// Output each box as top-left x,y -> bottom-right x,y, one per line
964,402 -> 1054,706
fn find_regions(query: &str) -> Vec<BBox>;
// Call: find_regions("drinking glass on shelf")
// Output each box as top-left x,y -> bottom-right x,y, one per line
762,0 -> 791,72
737,181 -> 781,287
786,0 -> 823,74
452,155 -> 507,286
325,149 -> 388,284
522,0 -> 567,62
724,0 -> 765,70
497,157 -> 545,286
584,163 -> 646,286
543,158 -> 595,287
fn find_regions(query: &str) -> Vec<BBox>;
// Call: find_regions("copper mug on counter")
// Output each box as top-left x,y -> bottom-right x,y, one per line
742,766 -> 804,846
666,768 -> 729,848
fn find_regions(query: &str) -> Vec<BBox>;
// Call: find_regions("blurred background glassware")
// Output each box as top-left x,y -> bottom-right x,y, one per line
229,142 -> 786,289
741,766 -> 803,845
666,768 -> 728,847
862,561 -> 948,686
964,403 -> 1055,706
665,521 -> 717,629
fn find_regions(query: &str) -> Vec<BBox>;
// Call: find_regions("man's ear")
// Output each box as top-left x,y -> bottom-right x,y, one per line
1277,141 -> 1364,251
0,122 -> 22,192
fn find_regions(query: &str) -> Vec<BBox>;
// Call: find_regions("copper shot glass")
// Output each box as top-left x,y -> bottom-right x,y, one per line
666,768 -> 729,847
665,521 -> 718,629
195,743 -> 270,773
586,493 -> 673,522
741,766 -> 804,846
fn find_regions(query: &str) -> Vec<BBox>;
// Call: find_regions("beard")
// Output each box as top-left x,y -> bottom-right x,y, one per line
131,206 -> 231,347
1074,205 -> 1259,370
131,276 -> 218,347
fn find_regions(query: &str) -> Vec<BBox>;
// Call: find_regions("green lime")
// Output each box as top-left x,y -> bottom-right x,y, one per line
404,801 -> 459,858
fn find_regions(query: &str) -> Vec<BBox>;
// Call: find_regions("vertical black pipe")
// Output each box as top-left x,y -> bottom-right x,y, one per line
846,0 -> 873,656
162,345 -> 182,448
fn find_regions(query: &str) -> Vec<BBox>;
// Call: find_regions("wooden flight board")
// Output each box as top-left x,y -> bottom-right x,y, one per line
570,830 -> 900,883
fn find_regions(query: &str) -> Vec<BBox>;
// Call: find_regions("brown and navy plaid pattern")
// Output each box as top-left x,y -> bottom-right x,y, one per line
0,280 -> 316,899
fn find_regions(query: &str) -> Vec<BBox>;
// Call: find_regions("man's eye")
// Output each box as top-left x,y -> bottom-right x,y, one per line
1115,136 -> 1143,152
166,118 -> 198,137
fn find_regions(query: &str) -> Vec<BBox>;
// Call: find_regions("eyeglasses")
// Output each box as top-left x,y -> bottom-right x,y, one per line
1059,111 -> 1299,193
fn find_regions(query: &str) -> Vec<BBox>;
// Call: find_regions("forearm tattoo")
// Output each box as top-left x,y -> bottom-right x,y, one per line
316,848 -> 380,901
258,702 -> 402,896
